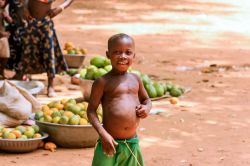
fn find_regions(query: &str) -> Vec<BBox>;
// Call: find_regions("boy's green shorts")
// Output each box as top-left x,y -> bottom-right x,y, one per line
92,135 -> 144,166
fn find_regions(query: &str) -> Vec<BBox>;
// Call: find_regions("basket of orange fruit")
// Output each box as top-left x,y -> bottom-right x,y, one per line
34,98 -> 101,148
0,125 -> 48,153
62,42 -> 87,68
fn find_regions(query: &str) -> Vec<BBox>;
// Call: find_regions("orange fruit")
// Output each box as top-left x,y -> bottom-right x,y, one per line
169,97 -> 179,105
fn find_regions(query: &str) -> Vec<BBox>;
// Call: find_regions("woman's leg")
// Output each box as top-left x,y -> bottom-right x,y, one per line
0,58 -> 8,79
47,76 -> 56,97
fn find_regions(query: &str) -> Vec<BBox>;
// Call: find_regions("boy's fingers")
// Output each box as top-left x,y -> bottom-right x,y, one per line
136,108 -> 143,114
138,112 -> 148,118
137,109 -> 145,115
137,110 -> 144,116
113,140 -> 118,146
102,146 -> 108,155
110,143 -> 116,154
105,148 -> 113,157
135,105 -> 142,110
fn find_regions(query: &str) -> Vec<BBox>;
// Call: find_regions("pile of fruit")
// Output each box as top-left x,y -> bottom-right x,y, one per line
140,75 -> 185,98
78,56 -> 112,80
76,56 -> 185,98
62,42 -> 87,55
34,99 -> 103,125
0,125 -> 42,139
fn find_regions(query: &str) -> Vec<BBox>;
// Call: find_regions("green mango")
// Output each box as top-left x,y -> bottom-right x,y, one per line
170,87 -> 182,97
141,74 -> 151,86
145,84 -> 157,98
153,82 -> 165,97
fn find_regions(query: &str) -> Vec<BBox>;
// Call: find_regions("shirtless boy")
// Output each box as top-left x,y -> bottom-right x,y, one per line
87,33 -> 152,166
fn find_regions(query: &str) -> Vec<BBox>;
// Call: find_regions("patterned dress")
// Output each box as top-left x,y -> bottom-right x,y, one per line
7,0 -> 68,78
6,0 -> 24,71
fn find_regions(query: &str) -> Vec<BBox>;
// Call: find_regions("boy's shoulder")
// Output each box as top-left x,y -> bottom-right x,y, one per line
93,73 -> 110,87
128,72 -> 141,81
93,75 -> 106,84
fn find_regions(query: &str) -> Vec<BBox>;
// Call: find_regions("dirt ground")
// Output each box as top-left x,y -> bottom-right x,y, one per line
1,0 -> 250,165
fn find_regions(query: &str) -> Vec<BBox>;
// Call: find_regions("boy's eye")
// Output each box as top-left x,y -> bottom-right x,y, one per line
114,51 -> 121,55
112,50 -> 133,56
126,50 -> 133,55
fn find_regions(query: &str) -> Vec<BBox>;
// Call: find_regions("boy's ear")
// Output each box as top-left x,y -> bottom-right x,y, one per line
106,51 -> 110,59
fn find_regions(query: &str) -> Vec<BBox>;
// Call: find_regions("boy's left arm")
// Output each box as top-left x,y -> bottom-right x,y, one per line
135,75 -> 152,118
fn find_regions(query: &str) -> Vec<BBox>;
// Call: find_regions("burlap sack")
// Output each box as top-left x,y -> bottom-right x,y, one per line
0,80 -> 32,120
7,81 -> 41,113
0,112 -> 24,127
0,37 -> 10,58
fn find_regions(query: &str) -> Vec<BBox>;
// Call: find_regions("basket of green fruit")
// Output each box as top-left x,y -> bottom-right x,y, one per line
34,99 -> 102,148
0,125 -> 48,153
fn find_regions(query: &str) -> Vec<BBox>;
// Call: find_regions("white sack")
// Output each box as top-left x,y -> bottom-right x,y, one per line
0,112 -> 24,127
0,80 -> 32,120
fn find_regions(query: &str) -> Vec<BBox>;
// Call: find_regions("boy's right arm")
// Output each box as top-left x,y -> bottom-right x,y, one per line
87,78 -> 117,156
87,78 -> 105,136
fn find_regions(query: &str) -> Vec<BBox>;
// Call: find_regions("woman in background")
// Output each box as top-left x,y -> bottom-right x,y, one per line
7,0 -> 74,97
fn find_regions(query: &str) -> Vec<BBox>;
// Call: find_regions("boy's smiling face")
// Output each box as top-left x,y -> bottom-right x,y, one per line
106,37 -> 135,73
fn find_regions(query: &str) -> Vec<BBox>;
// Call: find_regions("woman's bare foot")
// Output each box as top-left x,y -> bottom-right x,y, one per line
12,73 -> 23,80
48,87 -> 57,97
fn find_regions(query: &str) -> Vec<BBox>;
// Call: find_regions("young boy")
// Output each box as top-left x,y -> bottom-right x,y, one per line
87,33 -> 152,166
0,0 -> 12,79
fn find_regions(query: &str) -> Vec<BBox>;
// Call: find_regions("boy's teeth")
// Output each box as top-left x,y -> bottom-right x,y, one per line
118,62 -> 127,64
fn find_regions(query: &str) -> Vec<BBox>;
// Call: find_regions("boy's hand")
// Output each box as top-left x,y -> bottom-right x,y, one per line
100,132 -> 118,157
136,104 -> 149,118
48,7 -> 62,18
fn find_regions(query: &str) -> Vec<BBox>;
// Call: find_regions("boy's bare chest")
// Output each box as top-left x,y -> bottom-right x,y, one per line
105,79 -> 139,95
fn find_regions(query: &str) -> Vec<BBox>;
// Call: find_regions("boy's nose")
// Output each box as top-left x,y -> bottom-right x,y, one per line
120,52 -> 127,59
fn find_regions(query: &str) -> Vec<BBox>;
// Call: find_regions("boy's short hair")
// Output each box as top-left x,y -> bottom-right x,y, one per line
108,33 -> 134,50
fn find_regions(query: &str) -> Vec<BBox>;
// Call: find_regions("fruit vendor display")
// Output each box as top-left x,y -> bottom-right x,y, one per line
77,56 -> 186,98
62,42 -> 87,55
34,99 -> 103,125
140,74 -> 185,98
0,125 -> 42,139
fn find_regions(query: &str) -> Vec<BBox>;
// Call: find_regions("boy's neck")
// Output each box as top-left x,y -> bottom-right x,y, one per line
110,69 -> 128,75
